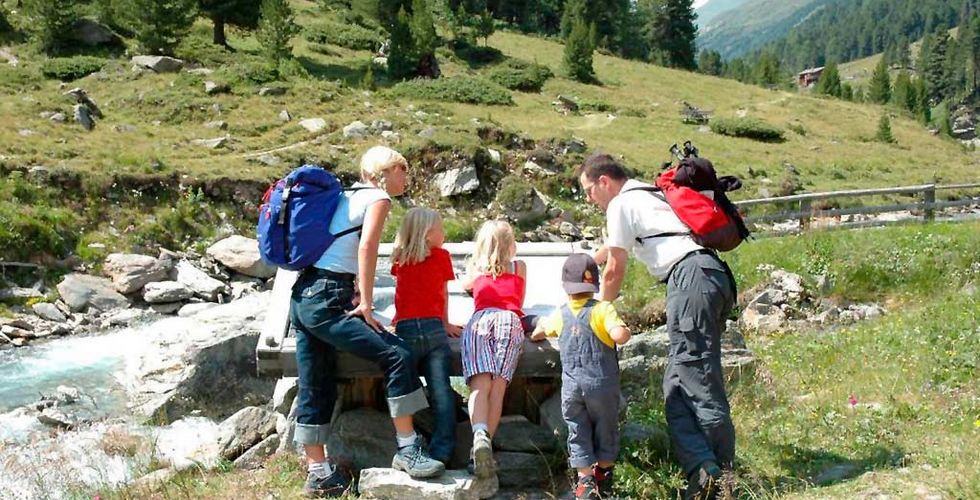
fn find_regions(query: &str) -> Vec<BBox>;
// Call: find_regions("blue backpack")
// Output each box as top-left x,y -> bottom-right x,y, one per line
256,165 -> 364,271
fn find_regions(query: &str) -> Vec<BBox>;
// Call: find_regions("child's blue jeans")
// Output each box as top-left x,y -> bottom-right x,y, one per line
395,317 -> 457,463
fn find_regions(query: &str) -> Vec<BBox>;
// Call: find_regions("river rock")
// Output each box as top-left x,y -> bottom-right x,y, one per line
154,416 -> 223,469
272,377 -> 298,415
325,407 -> 396,470
493,415 -> 557,453
150,302 -> 183,315
216,406 -> 278,460
299,118 -> 326,133
494,452 -> 551,488
207,236 -> 276,278
359,468 -> 499,500
233,433 -> 280,470
104,253 -> 170,294
32,302 -> 68,323
343,120 -> 369,139
175,260 -> 229,301
57,273 -> 130,312
433,166 -> 480,197
131,55 -> 184,73
143,281 -> 193,304
38,408 -> 77,430
177,302 -> 219,317
122,293 -> 275,421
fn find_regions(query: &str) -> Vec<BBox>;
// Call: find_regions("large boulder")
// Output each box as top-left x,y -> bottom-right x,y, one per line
32,302 -> 67,323
233,433 -> 280,470
358,468 -> 498,500
69,19 -> 119,46
121,293 -> 275,422
154,416 -> 223,470
216,406 -> 278,460
739,303 -> 788,333
538,392 -> 566,441
175,260 -> 229,301
143,281 -> 194,304
433,166 -> 480,197
343,120 -> 369,139
272,377 -> 298,415
299,118 -> 327,133
103,253 -> 170,294
494,452 -> 553,488
492,415 -> 557,453
206,236 -> 276,278
56,274 -> 130,312
131,55 -> 184,73
325,408 -> 396,470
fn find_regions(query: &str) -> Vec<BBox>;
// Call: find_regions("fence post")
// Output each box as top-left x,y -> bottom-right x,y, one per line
923,184 -> 936,222
799,199 -> 812,231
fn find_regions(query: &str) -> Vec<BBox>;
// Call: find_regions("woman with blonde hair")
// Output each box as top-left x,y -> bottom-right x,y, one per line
458,219 -> 528,478
390,207 -> 461,465
290,146 -> 444,497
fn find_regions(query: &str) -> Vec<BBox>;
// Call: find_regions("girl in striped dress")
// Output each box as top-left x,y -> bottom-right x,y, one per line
459,220 -> 527,478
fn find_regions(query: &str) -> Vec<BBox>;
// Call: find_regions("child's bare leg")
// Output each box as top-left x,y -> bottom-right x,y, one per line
577,466 -> 593,477
467,373 -> 492,428
486,376 -> 509,436
305,445 -> 326,464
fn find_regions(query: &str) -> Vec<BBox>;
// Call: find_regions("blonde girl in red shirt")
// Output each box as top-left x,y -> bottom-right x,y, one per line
459,220 -> 527,478
390,207 -> 462,465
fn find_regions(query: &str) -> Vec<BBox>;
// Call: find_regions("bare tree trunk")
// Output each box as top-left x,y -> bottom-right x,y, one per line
212,17 -> 227,46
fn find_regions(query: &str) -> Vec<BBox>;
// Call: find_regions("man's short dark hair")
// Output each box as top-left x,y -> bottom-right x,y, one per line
578,153 -> 628,182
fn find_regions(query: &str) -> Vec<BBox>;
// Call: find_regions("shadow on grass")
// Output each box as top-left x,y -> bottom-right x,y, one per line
773,444 -> 906,489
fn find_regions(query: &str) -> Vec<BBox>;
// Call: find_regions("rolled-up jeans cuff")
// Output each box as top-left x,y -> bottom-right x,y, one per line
387,388 -> 428,418
294,422 -> 331,445
569,453 -> 598,469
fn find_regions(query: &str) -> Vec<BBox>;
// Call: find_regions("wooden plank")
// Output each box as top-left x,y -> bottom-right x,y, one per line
934,182 -> 980,191
735,184 -> 934,207
258,268 -> 298,349
745,202 -> 927,224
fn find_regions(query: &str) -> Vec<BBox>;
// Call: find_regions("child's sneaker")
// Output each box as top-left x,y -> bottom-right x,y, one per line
574,475 -> 601,500
392,435 -> 445,479
683,460 -> 721,500
593,464 -> 614,498
471,429 -> 495,478
303,467 -> 349,498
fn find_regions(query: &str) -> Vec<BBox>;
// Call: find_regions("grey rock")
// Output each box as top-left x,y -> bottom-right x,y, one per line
770,269 -> 804,294
191,136 -> 228,149
144,281 -> 194,304
216,406 -> 278,460
187,68 -> 214,75
748,288 -> 788,308
278,109 -> 291,122
204,81 -> 230,95
177,302 -> 219,317
739,304 -> 788,333
493,415 -> 557,453
370,119 -> 393,132
18,128 -> 36,136
418,127 -> 437,138
233,433 -> 280,470
359,468 -> 499,500
131,55 -> 184,73
557,221 -> 582,240
299,118 -> 327,133
258,86 -> 287,96
204,120 -> 228,130
73,104 -> 94,130
620,422 -> 669,451
381,130 -> 401,143
272,377 -> 298,415
206,235 -> 277,278
343,120 -> 369,139
494,452 -> 552,488
538,393 -> 566,441
38,408 -> 76,429
175,260 -> 229,300
619,331 -> 670,360
134,468 -> 179,489
104,253 -> 170,294
49,112 -> 67,122
70,19 -> 118,46
486,148 -> 501,163
561,138 -> 587,154
32,303 -> 67,323
0,287 -> 44,300
150,302 -> 183,315
56,385 -> 81,403
433,165 -> 480,197
57,273 -> 130,312
325,407 -> 396,470
113,123 -> 137,133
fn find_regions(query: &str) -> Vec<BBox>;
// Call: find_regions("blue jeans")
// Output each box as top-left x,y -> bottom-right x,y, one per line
395,317 -> 457,462
290,269 -> 428,445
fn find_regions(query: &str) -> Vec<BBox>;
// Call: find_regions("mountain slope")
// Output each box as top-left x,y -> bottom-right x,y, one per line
696,0 -> 828,59
694,0 -> 752,27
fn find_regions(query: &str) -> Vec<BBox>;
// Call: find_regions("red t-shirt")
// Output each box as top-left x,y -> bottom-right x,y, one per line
391,247 -> 456,324
472,272 -> 525,316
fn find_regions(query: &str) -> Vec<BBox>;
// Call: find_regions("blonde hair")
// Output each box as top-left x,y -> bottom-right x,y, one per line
467,220 -> 516,278
392,207 -> 442,266
360,145 -> 408,191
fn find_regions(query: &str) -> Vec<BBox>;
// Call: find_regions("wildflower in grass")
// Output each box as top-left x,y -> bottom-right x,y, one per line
848,394 -> 858,407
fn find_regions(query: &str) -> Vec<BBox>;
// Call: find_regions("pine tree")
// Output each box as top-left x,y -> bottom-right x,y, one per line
914,77 -> 931,124
645,0 -> 697,70
891,70 -> 914,112
388,7 -> 416,80
868,57 -> 892,104
410,0 -> 436,58
450,3 -> 469,43
24,0 -> 77,54
560,0 -> 588,39
199,0 -> 261,46
896,37 -> 911,69
875,115 -> 896,143
815,61 -> 842,97
754,51 -> 783,87
475,9 -> 495,46
0,8 -> 10,35
362,63 -> 376,90
256,0 -> 298,67
563,16 -> 595,83
123,0 -> 198,55
841,82 -> 854,101
925,28 -> 952,102
917,32 -> 934,77
698,49 -> 723,76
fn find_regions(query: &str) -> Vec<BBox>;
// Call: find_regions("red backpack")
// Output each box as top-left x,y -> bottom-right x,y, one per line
627,158 -> 749,251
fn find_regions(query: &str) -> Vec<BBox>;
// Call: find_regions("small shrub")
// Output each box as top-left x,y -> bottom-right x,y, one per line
218,59 -> 279,86
875,115 -> 896,144
787,122 -> 807,136
487,60 -> 553,92
390,77 -> 513,105
711,117 -> 786,142
41,56 -> 106,81
579,98 -> 613,113
303,21 -> 382,51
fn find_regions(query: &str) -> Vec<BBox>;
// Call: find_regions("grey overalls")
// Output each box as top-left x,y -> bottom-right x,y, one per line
559,300 -> 623,468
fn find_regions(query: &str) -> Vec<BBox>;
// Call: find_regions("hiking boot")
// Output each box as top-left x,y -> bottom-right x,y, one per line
574,475 -> 601,500
470,429 -> 495,478
303,468 -> 349,498
392,435 -> 445,479
593,465 -> 614,498
683,460 -> 722,500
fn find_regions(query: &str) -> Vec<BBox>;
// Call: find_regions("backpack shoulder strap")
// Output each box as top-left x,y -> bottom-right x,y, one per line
623,185 -> 667,203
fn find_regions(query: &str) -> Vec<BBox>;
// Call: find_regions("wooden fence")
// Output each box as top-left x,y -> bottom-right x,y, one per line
734,182 -> 980,234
